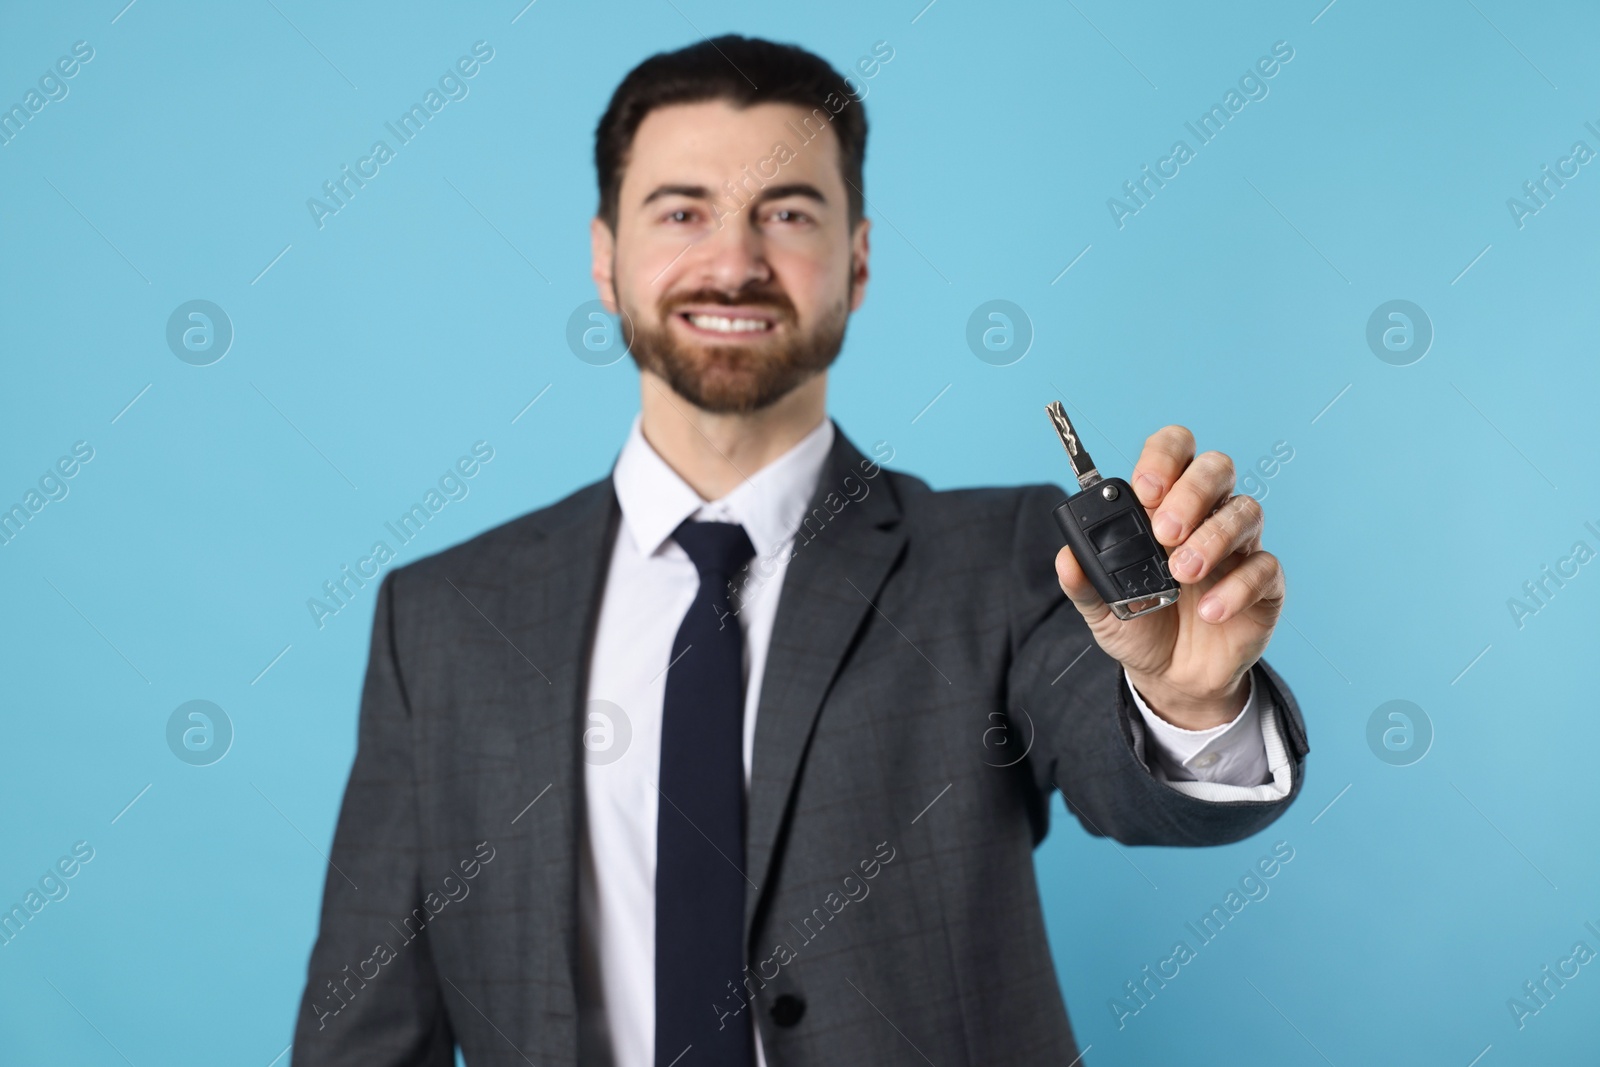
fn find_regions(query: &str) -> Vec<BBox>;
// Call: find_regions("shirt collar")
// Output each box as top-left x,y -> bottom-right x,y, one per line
611,410 -> 836,562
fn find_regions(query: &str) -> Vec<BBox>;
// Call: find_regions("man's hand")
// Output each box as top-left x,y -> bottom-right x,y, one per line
1053,425 -> 1284,731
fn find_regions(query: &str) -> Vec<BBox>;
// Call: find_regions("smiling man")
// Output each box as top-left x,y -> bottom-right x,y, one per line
292,35 -> 1308,1067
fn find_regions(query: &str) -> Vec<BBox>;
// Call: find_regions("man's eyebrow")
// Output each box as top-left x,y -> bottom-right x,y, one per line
641,184 -> 714,205
753,183 -> 828,206
638,182 -> 830,208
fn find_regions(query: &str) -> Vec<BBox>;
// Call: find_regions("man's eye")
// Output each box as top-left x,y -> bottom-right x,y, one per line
768,208 -> 811,225
665,209 -> 697,223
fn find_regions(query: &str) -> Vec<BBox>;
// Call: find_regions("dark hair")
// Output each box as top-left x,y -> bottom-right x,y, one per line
594,35 -> 868,232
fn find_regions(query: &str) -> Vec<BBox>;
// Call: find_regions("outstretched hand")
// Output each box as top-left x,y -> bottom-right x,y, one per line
1053,426 -> 1285,731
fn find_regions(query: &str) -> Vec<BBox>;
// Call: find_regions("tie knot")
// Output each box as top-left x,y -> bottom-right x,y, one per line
672,519 -> 757,578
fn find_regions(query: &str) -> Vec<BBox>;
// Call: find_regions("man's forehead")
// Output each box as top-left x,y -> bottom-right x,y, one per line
624,99 -> 841,188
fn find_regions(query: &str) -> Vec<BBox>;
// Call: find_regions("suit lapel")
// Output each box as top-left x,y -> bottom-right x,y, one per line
744,424 -> 907,941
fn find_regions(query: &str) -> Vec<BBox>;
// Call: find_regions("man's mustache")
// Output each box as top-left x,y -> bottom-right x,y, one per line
660,288 -> 798,322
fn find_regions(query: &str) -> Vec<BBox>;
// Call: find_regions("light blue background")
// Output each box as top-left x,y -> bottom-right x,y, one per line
3,1 -> 1597,1064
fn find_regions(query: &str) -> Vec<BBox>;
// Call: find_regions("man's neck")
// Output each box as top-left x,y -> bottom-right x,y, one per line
637,371 -> 828,502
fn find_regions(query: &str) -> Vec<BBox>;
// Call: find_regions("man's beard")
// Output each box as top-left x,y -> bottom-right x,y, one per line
618,281 -> 850,414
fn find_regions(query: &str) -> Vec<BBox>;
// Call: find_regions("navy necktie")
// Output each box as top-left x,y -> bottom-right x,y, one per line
655,519 -> 758,1067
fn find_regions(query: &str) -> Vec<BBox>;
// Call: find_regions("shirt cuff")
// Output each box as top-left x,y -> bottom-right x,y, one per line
1124,668 -> 1292,802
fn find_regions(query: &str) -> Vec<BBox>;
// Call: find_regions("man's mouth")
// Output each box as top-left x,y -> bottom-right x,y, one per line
673,307 -> 780,338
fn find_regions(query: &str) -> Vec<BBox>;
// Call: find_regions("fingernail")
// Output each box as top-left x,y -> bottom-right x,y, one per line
1153,512 -> 1180,542
1172,547 -> 1200,578
1199,597 -> 1224,622
1135,473 -> 1162,503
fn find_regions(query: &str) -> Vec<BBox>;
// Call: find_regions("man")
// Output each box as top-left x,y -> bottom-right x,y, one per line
292,35 -> 1307,1067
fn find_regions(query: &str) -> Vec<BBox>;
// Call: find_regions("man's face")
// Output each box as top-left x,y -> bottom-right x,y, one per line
592,99 -> 870,414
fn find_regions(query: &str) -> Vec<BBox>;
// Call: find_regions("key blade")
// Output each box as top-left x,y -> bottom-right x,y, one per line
1044,400 -> 1102,491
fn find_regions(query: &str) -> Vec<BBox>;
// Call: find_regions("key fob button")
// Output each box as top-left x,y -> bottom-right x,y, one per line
1113,559 -> 1170,596
1087,511 -> 1143,552
1099,535 -> 1158,573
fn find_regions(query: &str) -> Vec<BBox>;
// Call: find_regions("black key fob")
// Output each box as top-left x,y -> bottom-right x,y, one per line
1045,402 -> 1180,620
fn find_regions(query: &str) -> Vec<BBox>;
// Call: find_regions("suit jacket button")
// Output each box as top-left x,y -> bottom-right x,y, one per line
770,993 -> 805,1028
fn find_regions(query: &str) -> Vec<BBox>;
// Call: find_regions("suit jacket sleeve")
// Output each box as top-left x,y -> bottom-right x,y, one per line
291,571 -> 456,1066
1006,482 -> 1311,847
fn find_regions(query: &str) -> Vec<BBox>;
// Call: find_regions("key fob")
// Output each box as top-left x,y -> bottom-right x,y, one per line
1051,479 -> 1179,619
1045,401 -> 1180,620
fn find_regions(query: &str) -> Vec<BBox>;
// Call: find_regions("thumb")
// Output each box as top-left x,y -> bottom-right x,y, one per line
1053,545 -> 1112,625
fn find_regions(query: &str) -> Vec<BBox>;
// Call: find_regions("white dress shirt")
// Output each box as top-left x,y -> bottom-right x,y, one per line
576,413 -> 1290,1066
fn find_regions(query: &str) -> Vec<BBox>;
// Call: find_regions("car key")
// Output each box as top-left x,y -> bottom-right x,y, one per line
1044,400 -> 1180,620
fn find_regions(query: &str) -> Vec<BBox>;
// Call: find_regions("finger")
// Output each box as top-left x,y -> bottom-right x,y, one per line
1130,425 -> 1195,510
1195,550 -> 1284,624
1053,545 -> 1113,625
1167,494 -> 1264,583
1150,450 -> 1235,547
1202,546 -> 1253,585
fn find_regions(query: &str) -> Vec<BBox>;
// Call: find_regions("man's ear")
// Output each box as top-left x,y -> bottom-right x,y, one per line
590,216 -> 617,314
848,217 -> 871,312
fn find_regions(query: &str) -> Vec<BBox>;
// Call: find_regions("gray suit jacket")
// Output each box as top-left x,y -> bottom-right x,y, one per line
291,421 -> 1309,1066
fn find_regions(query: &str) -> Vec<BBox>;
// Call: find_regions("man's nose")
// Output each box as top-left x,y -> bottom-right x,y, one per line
685,213 -> 773,293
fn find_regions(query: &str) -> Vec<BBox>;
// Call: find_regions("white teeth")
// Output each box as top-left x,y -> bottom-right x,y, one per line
685,313 -> 772,333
